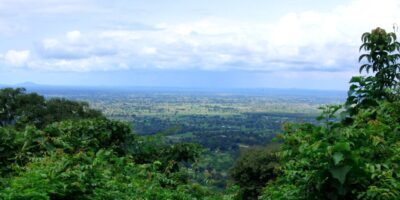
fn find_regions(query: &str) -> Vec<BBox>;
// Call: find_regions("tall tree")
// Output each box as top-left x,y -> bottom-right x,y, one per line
0,88 -> 26,126
346,27 -> 400,117
359,27 -> 400,90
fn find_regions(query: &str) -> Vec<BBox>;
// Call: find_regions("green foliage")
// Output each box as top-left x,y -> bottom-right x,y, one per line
14,92 -> 47,129
43,98 -> 104,127
191,150 -> 235,189
0,149 -> 218,200
261,101 -> 400,200
44,119 -> 132,155
127,133 -> 203,173
0,119 -> 132,175
0,89 -> 238,199
346,28 -> 400,116
0,88 -> 29,126
0,126 -> 237,199
359,28 -> 400,89
0,126 -> 43,174
262,28 -> 400,200
346,76 -> 380,116
230,143 -> 280,200
0,88 -> 104,129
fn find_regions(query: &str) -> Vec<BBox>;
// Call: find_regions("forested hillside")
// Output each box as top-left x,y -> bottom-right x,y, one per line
0,88 -> 239,199
1,27 -> 400,199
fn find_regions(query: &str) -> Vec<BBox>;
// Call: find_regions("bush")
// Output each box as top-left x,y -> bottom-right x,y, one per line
261,102 -> 400,199
0,150 -> 210,200
230,144 -> 280,200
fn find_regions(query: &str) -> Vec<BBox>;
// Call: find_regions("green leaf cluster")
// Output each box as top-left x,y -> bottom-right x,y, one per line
262,101 -> 400,199
346,28 -> 400,118
261,28 -> 400,200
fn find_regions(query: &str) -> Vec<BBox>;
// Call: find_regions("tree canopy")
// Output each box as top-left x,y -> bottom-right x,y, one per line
0,88 -> 104,129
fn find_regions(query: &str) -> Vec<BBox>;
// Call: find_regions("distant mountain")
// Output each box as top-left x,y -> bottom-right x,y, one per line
0,82 -> 43,88
15,82 -> 42,87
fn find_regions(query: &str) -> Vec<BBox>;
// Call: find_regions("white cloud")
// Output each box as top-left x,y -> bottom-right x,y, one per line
66,30 -> 81,42
0,0 -> 100,14
4,50 -> 30,67
43,39 -> 59,49
27,56 -> 129,72
142,47 -> 157,55
6,0 -> 400,73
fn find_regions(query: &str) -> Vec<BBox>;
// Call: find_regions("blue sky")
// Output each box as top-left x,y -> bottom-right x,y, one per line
0,0 -> 399,90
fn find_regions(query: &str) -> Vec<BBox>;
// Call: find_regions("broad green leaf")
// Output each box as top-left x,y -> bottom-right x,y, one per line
349,76 -> 362,83
332,152 -> 344,165
333,142 -> 351,152
349,84 -> 358,91
330,165 -> 352,185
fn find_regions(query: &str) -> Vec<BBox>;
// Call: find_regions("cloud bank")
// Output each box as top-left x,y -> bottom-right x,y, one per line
0,0 -> 399,75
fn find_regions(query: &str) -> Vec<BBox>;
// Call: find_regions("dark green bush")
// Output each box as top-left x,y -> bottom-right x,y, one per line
230,144 -> 280,200
0,150 -> 213,200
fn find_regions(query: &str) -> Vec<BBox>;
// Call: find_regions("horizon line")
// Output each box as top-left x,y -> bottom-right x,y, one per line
0,82 -> 347,93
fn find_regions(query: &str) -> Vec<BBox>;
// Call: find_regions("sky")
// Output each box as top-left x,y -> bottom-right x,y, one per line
0,0 -> 399,90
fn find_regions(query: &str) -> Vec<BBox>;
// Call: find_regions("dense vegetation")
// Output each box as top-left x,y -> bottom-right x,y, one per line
2,27 -> 400,199
0,89 -> 239,199
261,27 -> 400,199
0,88 -> 103,129
230,144 -> 280,199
